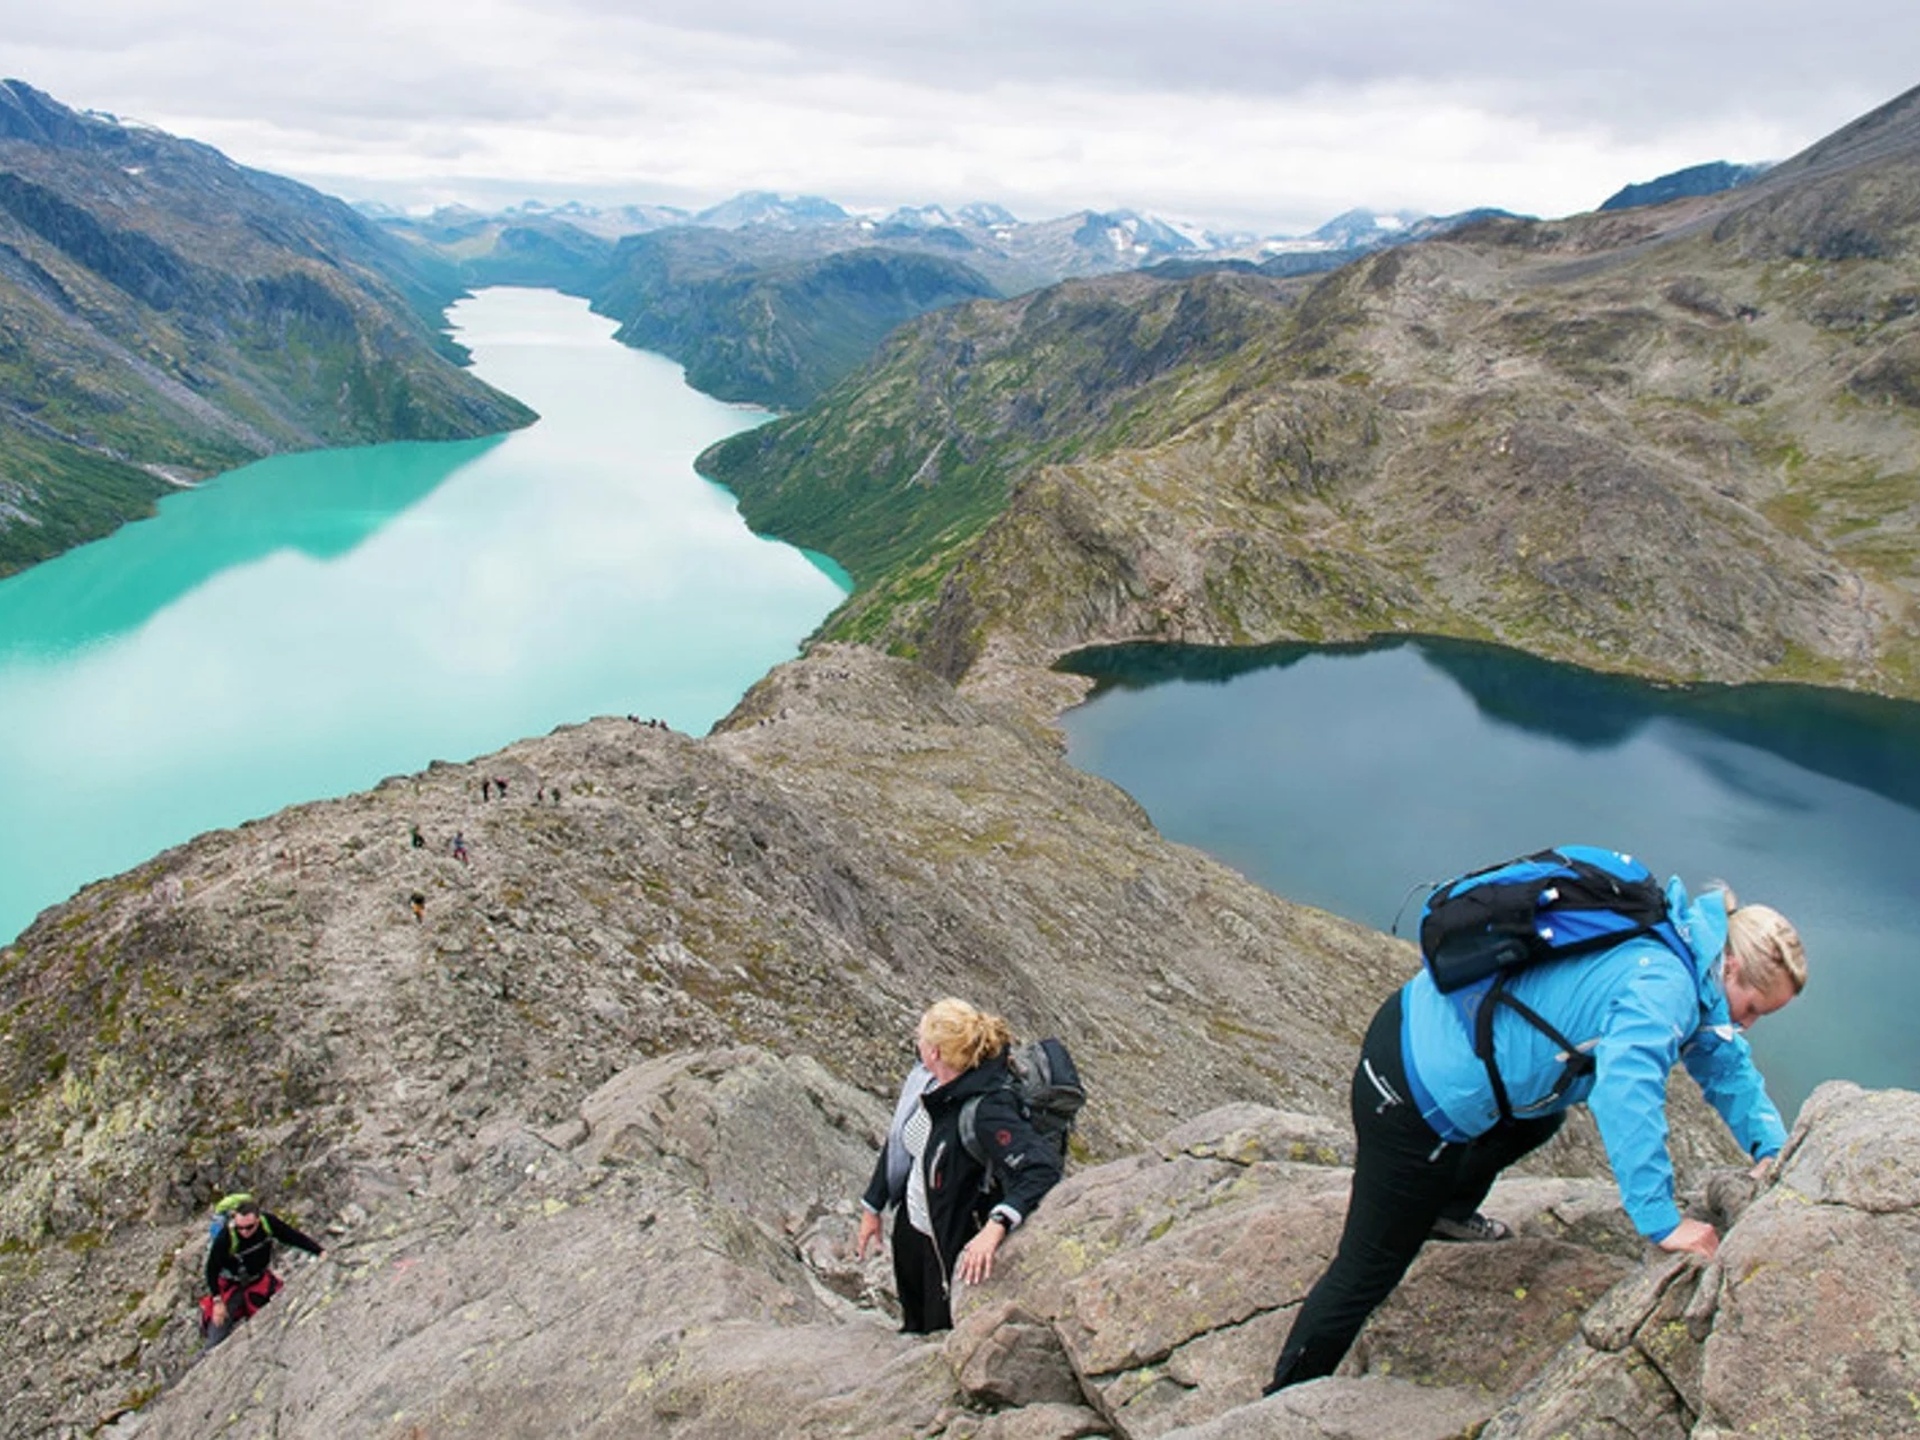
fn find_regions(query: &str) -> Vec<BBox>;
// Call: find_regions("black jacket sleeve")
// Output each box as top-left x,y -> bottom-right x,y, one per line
862,1145 -> 892,1214
969,1090 -> 1063,1225
263,1213 -> 324,1257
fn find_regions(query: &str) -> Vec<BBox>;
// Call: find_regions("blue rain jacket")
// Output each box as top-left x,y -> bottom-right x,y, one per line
1399,878 -> 1789,1241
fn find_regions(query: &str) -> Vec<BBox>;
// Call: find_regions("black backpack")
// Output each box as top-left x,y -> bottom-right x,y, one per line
1410,845 -> 1691,1121
959,1036 -> 1085,1170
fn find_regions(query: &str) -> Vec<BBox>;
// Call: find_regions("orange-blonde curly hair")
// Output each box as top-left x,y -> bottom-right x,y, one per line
917,997 -> 1012,1072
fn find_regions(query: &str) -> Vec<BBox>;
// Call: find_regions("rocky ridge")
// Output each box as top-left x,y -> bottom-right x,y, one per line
0,645 -> 1778,1437
73,1051 -> 1920,1439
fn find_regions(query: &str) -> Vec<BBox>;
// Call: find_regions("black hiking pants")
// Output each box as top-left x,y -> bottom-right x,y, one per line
892,1219 -> 953,1334
1266,989 -> 1564,1392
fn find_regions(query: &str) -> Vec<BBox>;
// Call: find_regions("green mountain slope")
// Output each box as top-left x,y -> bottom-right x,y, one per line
0,80 -> 535,576
376,208 -> 616,294
700,85 -> 1920,701
697,270 -> 1308,630
593,231 -> 1000,410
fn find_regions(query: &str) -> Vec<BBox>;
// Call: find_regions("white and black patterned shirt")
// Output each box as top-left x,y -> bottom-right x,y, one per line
903,1100 -> 934,1237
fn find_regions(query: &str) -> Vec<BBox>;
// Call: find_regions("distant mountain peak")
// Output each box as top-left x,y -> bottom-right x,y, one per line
1305,208 -> 1426,247
957,201 -> 1020,228
694,191 -> 851,230
1598,160 -> 1770,212
879,203 -> 958,230
0,78 -> 105,147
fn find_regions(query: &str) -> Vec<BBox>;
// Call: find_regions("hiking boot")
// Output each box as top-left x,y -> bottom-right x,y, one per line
1429,1212 -> 1512,1243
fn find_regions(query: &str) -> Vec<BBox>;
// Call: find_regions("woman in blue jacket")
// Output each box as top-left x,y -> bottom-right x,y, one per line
1266,879 -> 1807,1393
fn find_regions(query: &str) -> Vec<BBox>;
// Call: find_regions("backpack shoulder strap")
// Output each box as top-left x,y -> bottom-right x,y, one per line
1475,975 -> 1597,1125
958,1094 -> 987,1166
226,1213 -> 273,1252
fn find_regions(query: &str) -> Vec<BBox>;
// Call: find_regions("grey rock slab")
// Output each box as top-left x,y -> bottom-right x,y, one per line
1154,1376 -> 1493,1440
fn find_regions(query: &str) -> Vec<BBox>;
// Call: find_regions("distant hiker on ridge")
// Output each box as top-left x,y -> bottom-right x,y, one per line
201,1197 -> 326,1347
1265,849 -> 1807,1394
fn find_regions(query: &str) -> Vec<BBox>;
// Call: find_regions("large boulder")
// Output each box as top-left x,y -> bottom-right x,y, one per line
948,1107 -> 1634,1438
1484,1081 -> 1920,1440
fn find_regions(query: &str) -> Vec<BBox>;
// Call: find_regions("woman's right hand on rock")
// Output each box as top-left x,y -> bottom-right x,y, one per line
854,1209 -> 883,1260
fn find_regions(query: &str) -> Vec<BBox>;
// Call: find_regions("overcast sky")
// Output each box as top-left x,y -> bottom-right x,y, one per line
6,2 -> 1915,233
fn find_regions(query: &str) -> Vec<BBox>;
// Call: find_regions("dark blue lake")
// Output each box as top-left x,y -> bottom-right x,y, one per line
1057,636 -> 1920,1121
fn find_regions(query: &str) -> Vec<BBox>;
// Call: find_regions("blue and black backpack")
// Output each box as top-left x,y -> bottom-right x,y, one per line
1410,845 -> 1692,1120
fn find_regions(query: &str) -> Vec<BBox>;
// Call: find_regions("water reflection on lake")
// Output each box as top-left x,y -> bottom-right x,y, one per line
1058,636 -> 1920,1119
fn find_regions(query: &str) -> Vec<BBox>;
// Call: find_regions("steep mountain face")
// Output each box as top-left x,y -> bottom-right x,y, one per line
701,85 -> 1920,705
0,81 -> 534,576
594,232 -> 1000,409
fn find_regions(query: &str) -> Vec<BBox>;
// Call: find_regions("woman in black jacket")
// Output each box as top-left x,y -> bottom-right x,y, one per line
855,998 -> 1064,1332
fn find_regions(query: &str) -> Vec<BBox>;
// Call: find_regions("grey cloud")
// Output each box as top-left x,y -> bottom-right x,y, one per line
11,0 -> 1917,232
559,0 -> 1916,127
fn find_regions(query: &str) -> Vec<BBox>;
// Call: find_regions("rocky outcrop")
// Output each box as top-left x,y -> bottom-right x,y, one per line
0,646 -> 1755,1435
88,1048 -> 1919,1439
1485,1081 -> 1920,1439
941,1109 -> 1641,1438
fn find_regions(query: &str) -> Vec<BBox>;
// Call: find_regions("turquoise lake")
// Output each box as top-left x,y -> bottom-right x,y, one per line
1059,637 -> 1920,1119
0,287 -> 849,945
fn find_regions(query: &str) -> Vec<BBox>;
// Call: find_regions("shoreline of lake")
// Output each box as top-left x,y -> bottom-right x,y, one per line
0,287 -> 850,945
